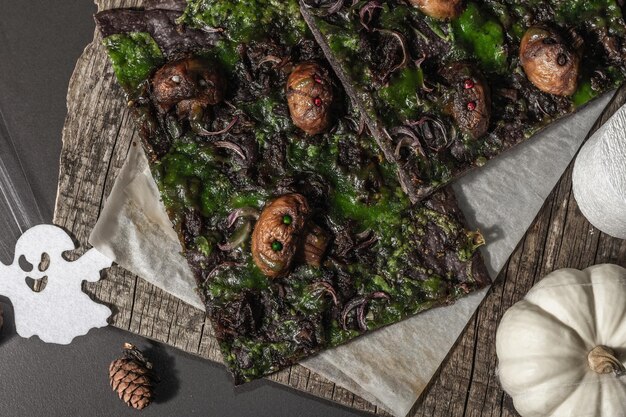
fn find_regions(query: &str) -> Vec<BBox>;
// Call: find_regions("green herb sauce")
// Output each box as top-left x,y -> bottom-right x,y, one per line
378,67 -> 424,122
179,0 -> 307,45
452,3 -> 508,73
102,32 -> 164,92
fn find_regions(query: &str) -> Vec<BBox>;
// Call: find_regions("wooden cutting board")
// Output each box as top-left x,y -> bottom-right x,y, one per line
54,1 -> 626,415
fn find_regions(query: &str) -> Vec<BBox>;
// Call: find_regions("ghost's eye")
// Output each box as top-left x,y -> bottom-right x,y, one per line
39,253 -> 50,272
18,255 -> 33,272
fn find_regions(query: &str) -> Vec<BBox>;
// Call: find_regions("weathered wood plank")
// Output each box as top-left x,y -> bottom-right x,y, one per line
54,0 -> 626,415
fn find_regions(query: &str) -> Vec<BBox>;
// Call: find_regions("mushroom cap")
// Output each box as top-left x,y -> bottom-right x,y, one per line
151,57 -> 226,114
443,62 -> 491,139
251,194 -> 311,278
520,26 -> 581,97
409,0 -> 463,20
286,62 -> 334,136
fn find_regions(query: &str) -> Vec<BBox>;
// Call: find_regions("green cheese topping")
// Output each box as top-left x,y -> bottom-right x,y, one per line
572,80 -> 599,107
102,32 -> 164,92
452,3 -> 508,73
179,0 -> 307,45
378,67 -> 425,123
555,0 -> 626,31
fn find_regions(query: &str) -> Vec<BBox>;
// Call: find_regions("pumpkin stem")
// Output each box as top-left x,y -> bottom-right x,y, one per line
587,346 -> 626,376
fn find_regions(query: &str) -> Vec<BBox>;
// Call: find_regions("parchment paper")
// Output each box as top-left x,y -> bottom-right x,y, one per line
89,93 -> 612,416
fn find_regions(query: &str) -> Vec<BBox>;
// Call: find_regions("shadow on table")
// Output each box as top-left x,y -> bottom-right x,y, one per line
144,340 -> 180,404
0,297 -> 16,346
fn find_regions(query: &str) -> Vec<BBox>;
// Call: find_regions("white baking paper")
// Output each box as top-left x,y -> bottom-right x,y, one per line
89,93 -> 613,416
90,143 -> 203,309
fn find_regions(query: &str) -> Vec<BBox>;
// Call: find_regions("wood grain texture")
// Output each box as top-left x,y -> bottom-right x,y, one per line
53,1 -> 626,415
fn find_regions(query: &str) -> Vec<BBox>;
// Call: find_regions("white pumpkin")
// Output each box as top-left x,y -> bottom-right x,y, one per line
496,264 -> 626,417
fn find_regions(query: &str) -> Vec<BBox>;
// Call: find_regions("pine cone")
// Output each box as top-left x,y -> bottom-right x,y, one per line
109,343 -> 155,410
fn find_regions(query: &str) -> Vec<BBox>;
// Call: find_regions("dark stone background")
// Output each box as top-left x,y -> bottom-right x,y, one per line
0,1 -> 366,415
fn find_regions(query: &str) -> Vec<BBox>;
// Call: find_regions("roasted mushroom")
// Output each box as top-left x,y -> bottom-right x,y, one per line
286,62 -> 334,135
409,0 -> 463,20
298,224 -> 330,268
251,194 -> 329,278
520,26 -> 581,97
151,57 -> 226,135
443,62 -> 491,139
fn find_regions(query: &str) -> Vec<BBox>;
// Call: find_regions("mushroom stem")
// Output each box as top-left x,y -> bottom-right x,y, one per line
299,223 -> 330,268
587,346 -> 626,376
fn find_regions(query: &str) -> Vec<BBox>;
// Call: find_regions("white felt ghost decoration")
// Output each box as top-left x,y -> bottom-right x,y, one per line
0,224 -> 113,344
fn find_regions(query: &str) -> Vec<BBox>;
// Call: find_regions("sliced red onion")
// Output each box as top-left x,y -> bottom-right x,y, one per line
356,303 -> 368,331
310,281 -> 339,306
354,229 -> 379,251
409,116 -> 451,152
391,126 -> 427,158
413,56 -> 434,92
196,115 -> 239,137
213,139 -> 246,160
373,28 -> 409,83
258,55 -> 283,67
341,296 -> 366,330
355,234 -> 378,250
327,0 -> 346,14
341,291 -> 391,331
369,291 -> 391,301
359,1 -> 382,31
227,207 -> 260,228
218,221 -> 252,252
203,261 -> 245,284
358,291 -> 391,331
394,136 -> 412,158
